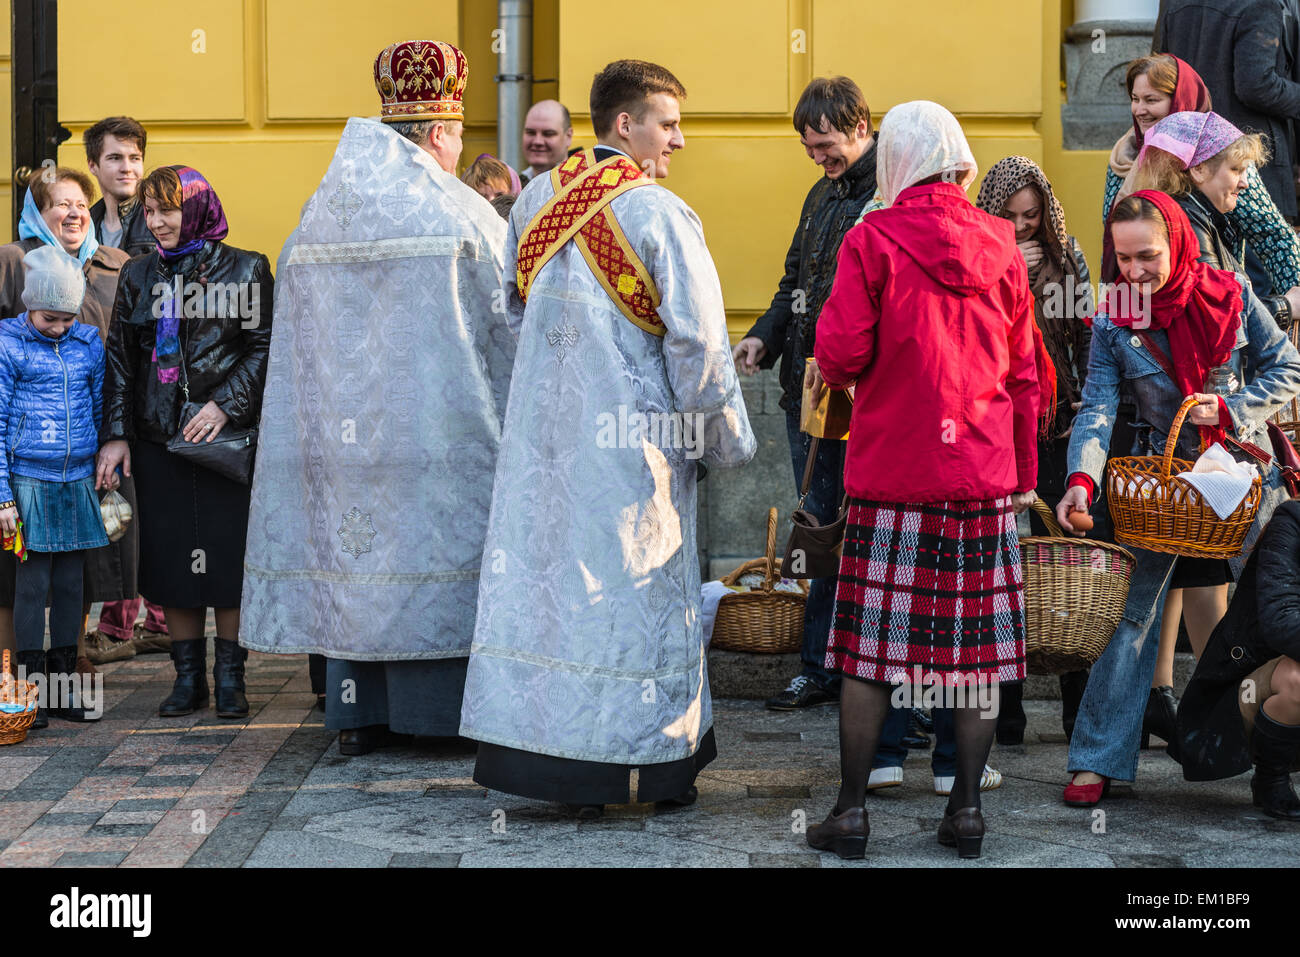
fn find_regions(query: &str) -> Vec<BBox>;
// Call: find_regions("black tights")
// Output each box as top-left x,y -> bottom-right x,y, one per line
836,675 -> 1000,814
15,550 -> 84,653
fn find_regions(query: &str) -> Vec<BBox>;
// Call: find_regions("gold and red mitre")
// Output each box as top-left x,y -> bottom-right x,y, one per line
373,40 -> 467,122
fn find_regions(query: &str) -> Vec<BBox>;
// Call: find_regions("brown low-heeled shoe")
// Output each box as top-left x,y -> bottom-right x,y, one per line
937,806 -> 985,859
806,806 -> 869,860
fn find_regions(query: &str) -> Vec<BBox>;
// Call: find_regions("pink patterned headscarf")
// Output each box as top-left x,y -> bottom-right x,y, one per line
1137,111 -> 1245,170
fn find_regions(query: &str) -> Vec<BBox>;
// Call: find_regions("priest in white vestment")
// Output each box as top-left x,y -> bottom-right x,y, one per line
460,60 -> 756,811
241,41 -> 513,755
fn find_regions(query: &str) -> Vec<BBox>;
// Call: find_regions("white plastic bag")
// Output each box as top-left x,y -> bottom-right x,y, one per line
100,489 -> 133,543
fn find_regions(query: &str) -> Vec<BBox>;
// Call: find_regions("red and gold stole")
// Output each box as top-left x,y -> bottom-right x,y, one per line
516,148 -> 665,336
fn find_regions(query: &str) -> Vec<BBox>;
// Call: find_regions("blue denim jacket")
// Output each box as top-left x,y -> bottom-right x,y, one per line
1068,275 -> 1300,490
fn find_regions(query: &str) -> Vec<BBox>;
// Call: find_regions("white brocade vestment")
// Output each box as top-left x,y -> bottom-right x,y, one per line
239,117 -> 514,660
459,165 -> 756,765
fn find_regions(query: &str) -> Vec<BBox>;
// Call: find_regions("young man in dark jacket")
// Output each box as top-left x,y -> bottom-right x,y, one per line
85,116 -> 155,257
733,77 -> 877,712
1154,0 -> 1300,221
82,116 -> 170,664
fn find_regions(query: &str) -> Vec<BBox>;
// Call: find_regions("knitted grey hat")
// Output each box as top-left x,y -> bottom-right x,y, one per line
20,244 -> 85,314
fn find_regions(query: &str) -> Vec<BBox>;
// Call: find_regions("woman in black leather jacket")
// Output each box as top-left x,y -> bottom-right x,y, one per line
1131,112 -> 1295,747
1176,500 -> 1300,820
96,166 -> 272,720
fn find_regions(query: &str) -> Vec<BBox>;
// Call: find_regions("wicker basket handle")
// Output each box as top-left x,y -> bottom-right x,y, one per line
1162,396 -> 1202,479
763,507 -> 778,590
1029,499 -> 1064,537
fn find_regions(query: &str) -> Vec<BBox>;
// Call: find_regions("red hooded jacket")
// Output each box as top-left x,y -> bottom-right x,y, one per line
813,182 -> 1040,503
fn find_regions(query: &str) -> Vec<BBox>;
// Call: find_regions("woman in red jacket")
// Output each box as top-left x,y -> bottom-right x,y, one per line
804,101 -> 1048,861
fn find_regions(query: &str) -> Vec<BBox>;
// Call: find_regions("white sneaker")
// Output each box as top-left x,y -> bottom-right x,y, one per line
933,765 -> 1002,795
867,766 -> 903,790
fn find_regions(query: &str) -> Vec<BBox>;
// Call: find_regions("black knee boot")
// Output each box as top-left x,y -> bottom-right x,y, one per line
212,638 -> 249,719
1060,670 -> 1089,742
45,646 -> 101,722
15,649 -> 48,730
160,638 -> 209,716
1250,709 -> 1300,821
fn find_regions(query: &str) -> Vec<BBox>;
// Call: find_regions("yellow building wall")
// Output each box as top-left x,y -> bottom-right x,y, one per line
44,0 -> 1113,338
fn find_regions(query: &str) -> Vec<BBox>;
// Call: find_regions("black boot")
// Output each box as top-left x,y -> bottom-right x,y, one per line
1060,670 -> 1088,742
212,637 -> 249,719
1250,709 -> 1300,821
15,649 -> 48,730
996,683 -> 1026,745
1141,685 -> 1179,750
160,638 -> 209,716
45,646 -> 101,722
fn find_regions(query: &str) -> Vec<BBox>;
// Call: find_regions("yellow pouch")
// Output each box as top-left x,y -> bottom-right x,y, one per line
799,358 -> 853,440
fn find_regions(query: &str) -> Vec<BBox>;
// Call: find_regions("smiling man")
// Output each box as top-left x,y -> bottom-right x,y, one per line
85,117 -> 154,257
461,59 -> 755,815
732,76 -> 877,714
520,99 -> 574,182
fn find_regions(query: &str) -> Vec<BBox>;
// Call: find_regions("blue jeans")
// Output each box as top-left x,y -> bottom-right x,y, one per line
786,414 -> 845,695
1067,472 -> 1290,781
1066,545 -> 1177,781
872,705 -> 960,775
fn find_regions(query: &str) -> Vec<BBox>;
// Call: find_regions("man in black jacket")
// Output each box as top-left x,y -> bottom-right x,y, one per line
82,116 -> 170,667
733,77 -> 877,711
1155,0 -> 1300,221
85,116 -> 155,257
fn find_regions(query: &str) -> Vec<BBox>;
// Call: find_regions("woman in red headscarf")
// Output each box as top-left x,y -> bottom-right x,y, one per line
1100,55 -> 1300,749
1101,55 -> 1300,292
1054,189 -> 1300,807
1102,55 -> 1210,260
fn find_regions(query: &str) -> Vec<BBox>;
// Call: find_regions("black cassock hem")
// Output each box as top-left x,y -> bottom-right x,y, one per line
473,727 -> 717,805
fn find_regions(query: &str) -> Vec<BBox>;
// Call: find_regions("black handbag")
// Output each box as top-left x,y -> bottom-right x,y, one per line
780,435 -> 848,579
165,338 -> 258,485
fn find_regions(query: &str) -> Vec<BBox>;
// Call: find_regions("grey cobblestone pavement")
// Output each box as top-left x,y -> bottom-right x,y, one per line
0,644 -> 1292,867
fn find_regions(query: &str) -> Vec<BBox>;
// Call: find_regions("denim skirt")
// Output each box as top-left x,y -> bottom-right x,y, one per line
12,474 -> 110,552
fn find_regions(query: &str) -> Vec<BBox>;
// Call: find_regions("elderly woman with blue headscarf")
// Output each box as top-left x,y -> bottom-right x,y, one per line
0,168 -> 131,678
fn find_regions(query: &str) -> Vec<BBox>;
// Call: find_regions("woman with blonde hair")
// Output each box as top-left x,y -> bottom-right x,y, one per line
1102,55 -> 1300,308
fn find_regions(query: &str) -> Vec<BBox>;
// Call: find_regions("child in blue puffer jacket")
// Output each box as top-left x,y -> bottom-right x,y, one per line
0,245 -> 108,726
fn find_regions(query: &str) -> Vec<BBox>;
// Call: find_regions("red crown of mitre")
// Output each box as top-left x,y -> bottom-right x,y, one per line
374,40 -> 467,122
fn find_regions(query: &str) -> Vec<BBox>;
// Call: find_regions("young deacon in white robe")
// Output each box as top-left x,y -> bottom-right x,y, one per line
241,41 -> 514,753
460,60 -> 756,809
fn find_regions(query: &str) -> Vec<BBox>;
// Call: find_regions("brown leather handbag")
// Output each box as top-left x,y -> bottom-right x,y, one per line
780,434 -> 849,580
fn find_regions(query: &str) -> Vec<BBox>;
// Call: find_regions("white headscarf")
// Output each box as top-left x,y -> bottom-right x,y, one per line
876,101 -> 978,207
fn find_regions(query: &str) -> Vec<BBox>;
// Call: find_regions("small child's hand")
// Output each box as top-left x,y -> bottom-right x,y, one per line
0,507 -> 17,537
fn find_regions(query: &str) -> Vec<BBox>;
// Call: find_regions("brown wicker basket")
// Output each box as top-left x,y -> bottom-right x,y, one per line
0,649 -> 40,745
1021,501 -> 1136,675
1106,396 -> 1261,559
711,508 -> 809,654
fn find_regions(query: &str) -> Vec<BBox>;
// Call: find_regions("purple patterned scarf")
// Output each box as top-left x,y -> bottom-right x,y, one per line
153,167 -> 229,383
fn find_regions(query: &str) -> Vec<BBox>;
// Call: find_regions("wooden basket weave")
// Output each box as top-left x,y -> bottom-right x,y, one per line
1106,396 -> 1261,559
1021,501 -> 1136,675
0,649 -> 39,745
711,508 -> 808,654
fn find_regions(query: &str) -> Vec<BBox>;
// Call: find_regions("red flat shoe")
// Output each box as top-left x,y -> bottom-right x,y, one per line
1063,774 -> 1111,807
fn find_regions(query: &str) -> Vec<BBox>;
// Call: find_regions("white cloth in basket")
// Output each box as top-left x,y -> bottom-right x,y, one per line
700,580 -> 732,648
1174,442 -> 1258,519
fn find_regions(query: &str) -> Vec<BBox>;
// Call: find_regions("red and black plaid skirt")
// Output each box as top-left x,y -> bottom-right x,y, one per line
826,496 -> 1027,684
